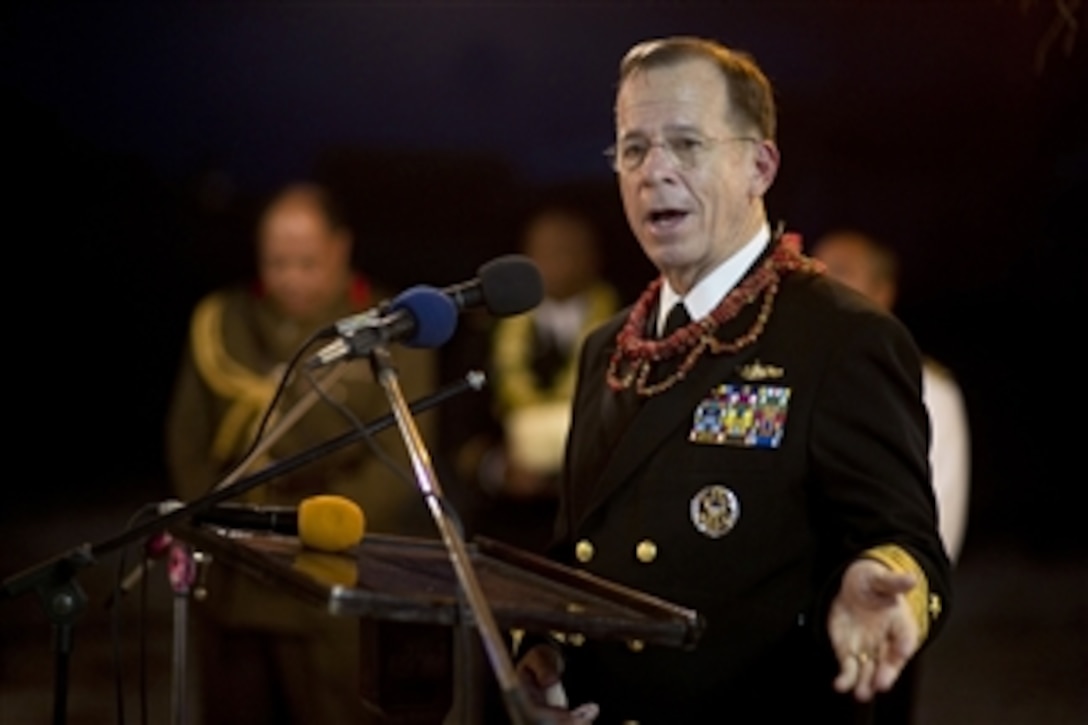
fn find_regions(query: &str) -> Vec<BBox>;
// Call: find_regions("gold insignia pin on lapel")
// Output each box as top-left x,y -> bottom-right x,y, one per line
738,360 -> 784,381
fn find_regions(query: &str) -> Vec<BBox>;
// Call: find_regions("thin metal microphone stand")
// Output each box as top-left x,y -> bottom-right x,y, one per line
166,540 -> 198,725
211,364 -> 349,492
367,345 -> 548,725
164,363 -> 349,725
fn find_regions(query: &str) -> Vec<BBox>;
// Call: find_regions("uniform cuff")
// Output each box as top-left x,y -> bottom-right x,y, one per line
861,544 -> 941,643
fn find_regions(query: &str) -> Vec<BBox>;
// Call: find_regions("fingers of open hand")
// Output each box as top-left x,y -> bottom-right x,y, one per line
526,700 -> 600,724
569,702 -> 600,723
830,562 -> 920,701
834,647 -> 887,701
834,642 -> 908,702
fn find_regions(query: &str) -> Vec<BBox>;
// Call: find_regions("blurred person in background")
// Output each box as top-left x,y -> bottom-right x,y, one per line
165,181 -> 439,724
458,202 -> 620,555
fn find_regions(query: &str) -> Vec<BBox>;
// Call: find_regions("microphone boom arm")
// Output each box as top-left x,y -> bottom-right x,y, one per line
1,369 -> 486,599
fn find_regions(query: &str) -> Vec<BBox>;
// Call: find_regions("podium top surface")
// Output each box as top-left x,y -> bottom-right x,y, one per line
172,525 -> 704,651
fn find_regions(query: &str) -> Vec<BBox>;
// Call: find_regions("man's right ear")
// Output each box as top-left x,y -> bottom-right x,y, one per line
748,139 -> 780,199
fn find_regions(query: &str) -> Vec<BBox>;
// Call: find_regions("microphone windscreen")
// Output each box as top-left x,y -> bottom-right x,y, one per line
390,285 -> 458,347
297,495 -> 366,552
478,255 -> 544,317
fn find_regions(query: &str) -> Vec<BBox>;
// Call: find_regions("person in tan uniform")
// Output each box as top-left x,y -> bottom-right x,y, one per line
165,182 -> 439,724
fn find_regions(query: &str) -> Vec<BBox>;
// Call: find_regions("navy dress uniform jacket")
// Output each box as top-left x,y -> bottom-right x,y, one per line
548,257 -> 952,724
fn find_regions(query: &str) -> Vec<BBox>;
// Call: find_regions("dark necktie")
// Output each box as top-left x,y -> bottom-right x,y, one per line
652,302 -> 692,384
661,302 -> 692,338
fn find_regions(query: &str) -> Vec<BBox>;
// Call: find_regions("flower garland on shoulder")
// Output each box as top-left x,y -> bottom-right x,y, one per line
606,232 -> 824,396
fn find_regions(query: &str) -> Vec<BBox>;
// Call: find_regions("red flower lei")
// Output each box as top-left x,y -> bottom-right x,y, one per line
606,233 -> 824,396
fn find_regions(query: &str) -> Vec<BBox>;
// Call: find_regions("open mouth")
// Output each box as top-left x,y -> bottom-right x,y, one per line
647,208 -> 689,230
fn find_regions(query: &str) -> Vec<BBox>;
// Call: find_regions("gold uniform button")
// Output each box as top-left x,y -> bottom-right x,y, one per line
635,539 -> 657,563
929,593 -> 943,619
575,539 -> 594,563
627,638 -> 644,652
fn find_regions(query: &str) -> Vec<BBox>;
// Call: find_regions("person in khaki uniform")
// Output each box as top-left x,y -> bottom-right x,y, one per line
165,182 -> 439,724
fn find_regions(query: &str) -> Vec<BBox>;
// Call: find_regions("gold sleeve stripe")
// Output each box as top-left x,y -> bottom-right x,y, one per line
862,544 -> 934,644
190,292 -> 279,467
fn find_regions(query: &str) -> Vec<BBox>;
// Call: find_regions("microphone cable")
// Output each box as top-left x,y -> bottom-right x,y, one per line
205,292 -> 467,537
202,294 -> 399,498
204,325 -> 329,496
103,294 -> 464,725
104,320 -> 322,724
300,364 -> 466,540
109,500 -> 165,725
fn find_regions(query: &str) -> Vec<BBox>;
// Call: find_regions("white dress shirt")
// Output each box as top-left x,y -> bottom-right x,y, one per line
657,225 -> 771,335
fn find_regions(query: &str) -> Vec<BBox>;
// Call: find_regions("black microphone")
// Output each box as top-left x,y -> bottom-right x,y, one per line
191,502 -> 301,535
441,253 -> 545,318
309,255 -> 544,368
190,495 -> 366,552
327,254 -> 543,338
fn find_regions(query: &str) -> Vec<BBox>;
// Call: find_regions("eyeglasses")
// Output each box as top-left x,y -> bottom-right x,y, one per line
604,133 -> 758,173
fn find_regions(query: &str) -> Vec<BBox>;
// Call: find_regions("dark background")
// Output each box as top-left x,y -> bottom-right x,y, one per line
1,2 -> 1085,723
4,0 -> 1084,546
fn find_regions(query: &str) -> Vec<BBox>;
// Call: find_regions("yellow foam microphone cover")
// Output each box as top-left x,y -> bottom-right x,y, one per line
297,494 -> 365,552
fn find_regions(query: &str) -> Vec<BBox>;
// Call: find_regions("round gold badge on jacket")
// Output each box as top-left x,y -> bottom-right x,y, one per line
690,485 -> 740,538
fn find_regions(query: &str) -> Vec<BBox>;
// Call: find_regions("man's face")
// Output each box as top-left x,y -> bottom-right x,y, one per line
258,201 -> 350,321
525,213 -> 599,301
614,57 -> 778,291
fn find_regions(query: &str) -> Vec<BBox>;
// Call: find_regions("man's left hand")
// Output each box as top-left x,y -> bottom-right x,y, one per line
827,558 -> 920,701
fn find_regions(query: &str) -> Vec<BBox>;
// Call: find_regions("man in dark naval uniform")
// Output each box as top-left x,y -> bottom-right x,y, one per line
514,37 -> 952,724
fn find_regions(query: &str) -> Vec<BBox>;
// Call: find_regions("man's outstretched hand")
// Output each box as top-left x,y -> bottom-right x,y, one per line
828,558 -> 921,701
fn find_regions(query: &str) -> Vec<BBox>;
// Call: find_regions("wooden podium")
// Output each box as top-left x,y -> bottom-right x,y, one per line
171,525 -> 704,724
